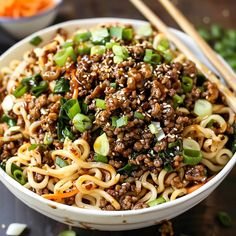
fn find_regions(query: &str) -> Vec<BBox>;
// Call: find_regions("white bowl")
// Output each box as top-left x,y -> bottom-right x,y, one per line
0,0 -> 62,39
0,18 -> 235,231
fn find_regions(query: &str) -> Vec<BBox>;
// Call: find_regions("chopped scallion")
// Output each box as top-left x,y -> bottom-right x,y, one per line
183,149 -> 202,165
73,113 -> 92,132
173,94 -> 184,109
148,196 -> 166,207
54,46 -> 77,66
13,169 -> 26,185
54,77 -> 70,94
90,45 -> 106,55
94,133 -> 109,156
94,153 -> 108,163
122,28 -> 133,41
31,80 -> 48,97
95,99 -> 106,109
13,84 -> 29,98
134,111 -> 144,119
217,211 -> 232,227
116,116 -> 128,128
111,116 -> 118,127
194,99 -> 212,117
110,26 -> 123,39
74,31 -> 91,43
56,157 -> 69,168
1,114 -> 16,127
62,99 -> 81,120
30,36 -> 42,46
181,76 -> 193,93
137,24 -> 153,37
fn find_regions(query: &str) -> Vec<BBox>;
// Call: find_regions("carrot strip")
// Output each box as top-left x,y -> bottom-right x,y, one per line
42,189 -> 79,202
186,183 -> 205,194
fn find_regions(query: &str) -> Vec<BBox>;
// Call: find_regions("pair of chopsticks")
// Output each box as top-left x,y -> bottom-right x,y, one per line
130,0 -> 236,113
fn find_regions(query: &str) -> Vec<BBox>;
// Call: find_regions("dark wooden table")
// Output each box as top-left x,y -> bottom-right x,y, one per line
1,0 -> 236,235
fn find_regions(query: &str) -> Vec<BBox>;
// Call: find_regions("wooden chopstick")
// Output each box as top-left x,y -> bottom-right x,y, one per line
158,0 -> 236,92
129,0 -> 236,113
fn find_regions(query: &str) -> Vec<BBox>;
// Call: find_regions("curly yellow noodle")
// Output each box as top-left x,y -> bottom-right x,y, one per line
27,170 -> 49,189
162,187 -> 174,202
170,188 -> 187,201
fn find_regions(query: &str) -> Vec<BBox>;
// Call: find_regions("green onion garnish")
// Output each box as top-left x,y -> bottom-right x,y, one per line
112,45 -> 129,59
62,99 -> 81,120
56,157 -> 69,168
31,81 -> 48,97
181,76 -> 193,93
137,24 -> 153,37
62,127 -> 75,141
78,41 -> 93,55
217,211 -> 232,227
94,153 -> 108,163
43,133 -> 53,145
13,169 -> 26,185
194,99 -> 212,117
90,45 -> 106,55
148,196 -> 166,207
111,116 -> 118,127
13,85 -> 29,98
30,36 -> 42,46
105,42 -> 119,49
110,82 -> 117,89
74,31 -> 91,43
113,55 -> 124,63
148,123 -> 159,134
54,77 -> 70,94
1,114 -> 16,127
28,144 -> 39,151
95,99 -> 106,109
183,149 -> 202,165
173,94 -> 184,109
62,41 -> 74,48
134,112 -> 144,119
73,113 -> 92,132
116,116 -> 128,128
157,39 -> 169,52
54,46 -> 77,66
94,133 -> 110,156
117,163 -> 136,175
110,26 -> 123,39
122,28 -> 133,41
143,49 -> 161,64
91,28 -> 109,44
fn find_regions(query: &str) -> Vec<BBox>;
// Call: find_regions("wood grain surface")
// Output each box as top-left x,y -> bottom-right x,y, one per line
0,0 -> 236,235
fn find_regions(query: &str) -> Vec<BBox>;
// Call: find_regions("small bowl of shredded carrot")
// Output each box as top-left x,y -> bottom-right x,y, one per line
0,0 -> 62,38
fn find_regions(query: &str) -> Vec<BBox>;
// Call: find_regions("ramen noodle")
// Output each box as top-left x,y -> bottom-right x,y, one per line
0,23 -> 235,210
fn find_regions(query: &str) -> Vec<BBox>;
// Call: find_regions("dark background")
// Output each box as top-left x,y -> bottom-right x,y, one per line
0,0 -> 236,235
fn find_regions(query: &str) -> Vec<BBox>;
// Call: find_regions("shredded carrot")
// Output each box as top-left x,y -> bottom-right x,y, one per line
0,0 -> 55,18
186,183 -> 205,194
42,189 -> 79,203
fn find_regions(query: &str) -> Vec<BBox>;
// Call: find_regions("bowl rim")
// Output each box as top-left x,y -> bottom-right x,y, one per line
0,17 -> 235,218
0,0 -> 62,23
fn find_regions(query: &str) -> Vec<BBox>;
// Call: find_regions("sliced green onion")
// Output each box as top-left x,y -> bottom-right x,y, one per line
13,169 -> 26,185
62,127 -> 75,140
73,113 -> 92,132
194,99 -> 212,117
1,114 -> 16,127
28,144 -> 39,151
91,28 -> 109,44
116,116 -> 128,127
30,36 -> 42,46
11,163 -> 22,174
43,133 -> 53,145
217,211 -> 232,227
181,76 -> 193,93
162,51 -> 173,63
122,28 -> 133,41
183,149 -> 202,165
31,81 -> 48,97
112,45 -> 129,59
148,196 -> 166,207
144,49 -> 161,64
105,42 -> 119,49
54,77 -> 70,94
173,94 -> 184,109
78,41 -> 93,55
113,55 -> 124,63
81,101 -> 88,114
94,153 -> 108,163
13,84 -> 29,98
90,45 -> 106,55
54,46 -> 77,66
157,39 -> 169,52
110,26 -> 123,39
183,138 -> 200,151
110,82 -> 117,88
148,122 -> 159,134
56,157 -> 69,168
137,24 -> 152,36
74,31 -> 91,43
95,99 -> 106,109
94,133 -> 109,156
62,41 -> 74,48
58,230 -> 76,236
111,116 -> 118,127
117,163 -> 136,175
134,111 -> 144,119
168,140 -> 180,149
62,99 -> 81,120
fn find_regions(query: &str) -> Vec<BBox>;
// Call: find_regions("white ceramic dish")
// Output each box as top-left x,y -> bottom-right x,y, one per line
0,0 -> 62,39
0,18 -> 235,231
